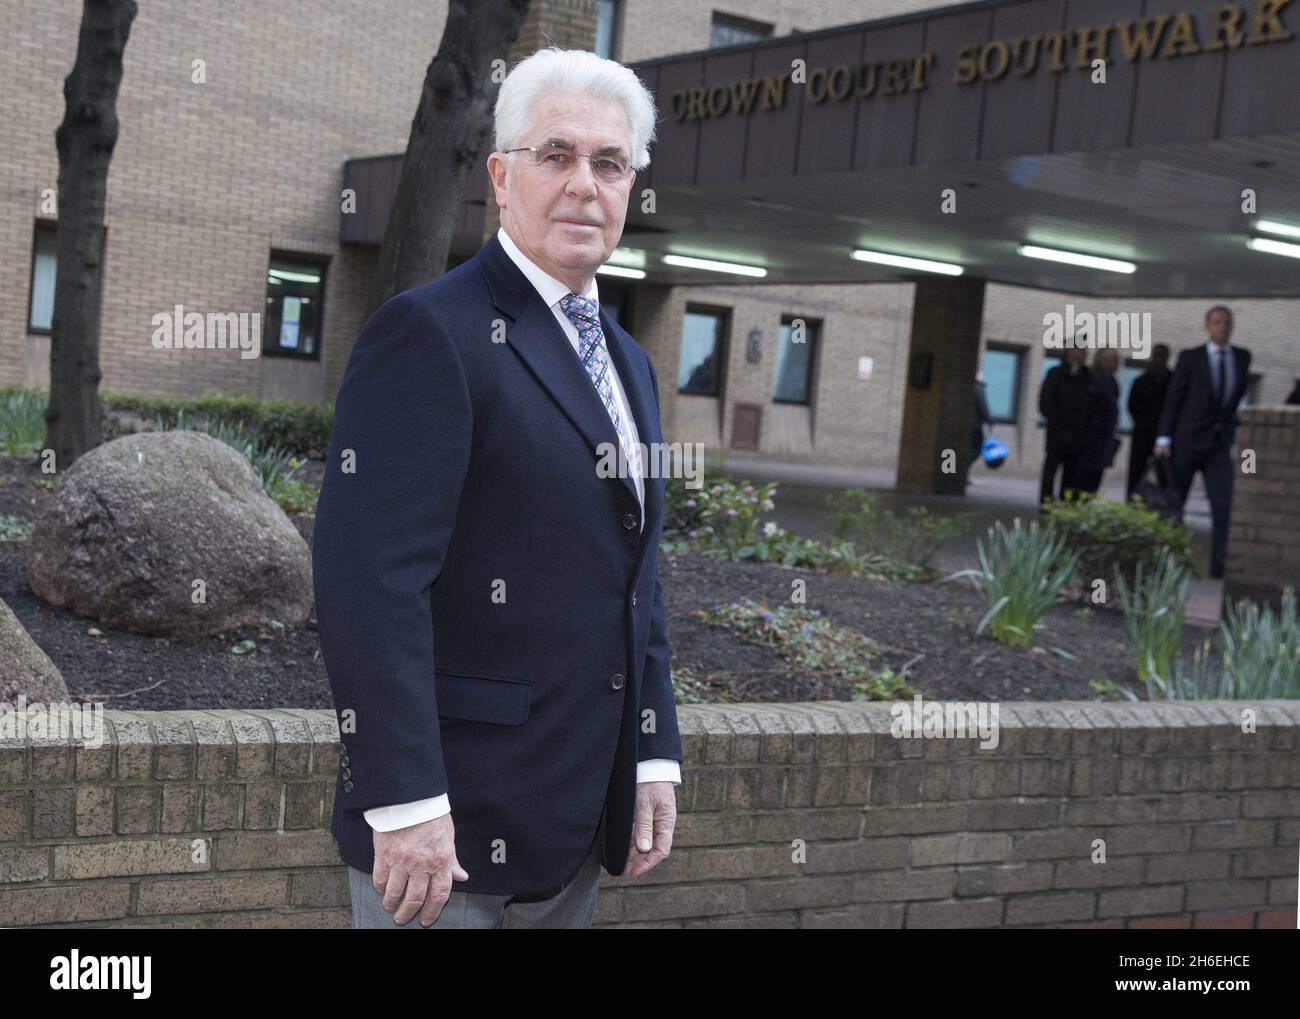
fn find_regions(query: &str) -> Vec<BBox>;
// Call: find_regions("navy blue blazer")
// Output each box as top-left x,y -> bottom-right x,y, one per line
1156,343 -> 1252,457
312,231 -> 683,900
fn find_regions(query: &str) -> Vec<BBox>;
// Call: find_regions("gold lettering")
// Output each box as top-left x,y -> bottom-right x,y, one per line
1246,0 -> 1295,43
1041,28 -> 1076,71
1115,15 -> 1172,59
827,64 -> 853,100
979,40 -> 1011,79
881,60 -> 907,95
953,43 -> 979,84
760,75 -> 786,111
685,87 -> 706,121
1073,24 -> 1112,67
727,78 -> 762,115
808,66 -> 828,102
1161,11 -> 1202,55
1009,35 -> 1041,75
856,62 -> 878,97
1203,3 -> 1245,49
909,52 -> 935,91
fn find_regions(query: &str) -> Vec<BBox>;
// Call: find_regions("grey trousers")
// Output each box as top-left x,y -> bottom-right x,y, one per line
347,812 -> 605,929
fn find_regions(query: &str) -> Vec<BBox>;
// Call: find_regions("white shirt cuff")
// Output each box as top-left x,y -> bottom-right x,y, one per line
637,759 -> 682,785
1155,436 -> 1170,446
363,793 -> 451,831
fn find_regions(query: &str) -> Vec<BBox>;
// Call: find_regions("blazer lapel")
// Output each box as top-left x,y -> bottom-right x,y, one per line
477,232 -> 642,510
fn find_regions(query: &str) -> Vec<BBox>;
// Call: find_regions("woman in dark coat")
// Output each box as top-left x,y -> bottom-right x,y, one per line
1077,349 -> 1121,495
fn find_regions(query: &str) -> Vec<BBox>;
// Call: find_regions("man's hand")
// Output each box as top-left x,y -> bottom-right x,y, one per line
1153,442 -> 1171,459
372,813 -> 469,926
623,781 -> 676,878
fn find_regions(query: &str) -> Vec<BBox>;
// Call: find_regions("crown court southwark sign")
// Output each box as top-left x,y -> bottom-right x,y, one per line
669,1 -> 1294,120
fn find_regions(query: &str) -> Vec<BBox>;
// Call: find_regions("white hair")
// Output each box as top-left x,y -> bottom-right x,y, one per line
494,46 -> 657,171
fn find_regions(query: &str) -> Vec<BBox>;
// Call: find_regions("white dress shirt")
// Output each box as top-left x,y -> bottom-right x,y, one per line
363,226 -> 679,833
1155,340 -> 1234,448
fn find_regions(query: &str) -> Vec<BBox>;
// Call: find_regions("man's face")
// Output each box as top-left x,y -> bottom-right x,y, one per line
488,90 -> 634,293
1205,309 -> 1232,344
1066,345 -> 1088,365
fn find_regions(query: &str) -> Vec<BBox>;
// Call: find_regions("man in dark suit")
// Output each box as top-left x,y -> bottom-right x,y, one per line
1125,343 -> 1171,500
1154,305 -> 1253,578
312,47 -> 682,928
1038,344 -> 1093,504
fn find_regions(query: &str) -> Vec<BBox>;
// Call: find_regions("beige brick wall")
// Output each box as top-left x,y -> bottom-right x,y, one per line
1227,406 -> 1300,596
2,702 -> 1296,928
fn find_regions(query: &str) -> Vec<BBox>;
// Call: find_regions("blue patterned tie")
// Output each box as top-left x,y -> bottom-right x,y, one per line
558,293 -> 637,469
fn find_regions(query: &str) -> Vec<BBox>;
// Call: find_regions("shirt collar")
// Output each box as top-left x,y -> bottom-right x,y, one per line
1206,340 -> 1232,354
497,225 -> 599,310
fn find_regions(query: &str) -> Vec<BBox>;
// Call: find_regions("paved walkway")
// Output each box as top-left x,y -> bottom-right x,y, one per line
712,455 -> 1224,627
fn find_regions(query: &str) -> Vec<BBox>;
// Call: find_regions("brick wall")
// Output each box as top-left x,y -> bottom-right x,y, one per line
1227,406 -> 1300,603
2,702 -> 1296,928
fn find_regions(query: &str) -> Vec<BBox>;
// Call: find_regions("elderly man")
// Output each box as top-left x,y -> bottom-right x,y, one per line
312,46 -> 682,929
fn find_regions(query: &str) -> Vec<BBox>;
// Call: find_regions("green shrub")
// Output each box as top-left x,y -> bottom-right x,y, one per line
105,389 -> 332,458
1113,551 -> 1189,683
153,410 -> 306,496
946,518 -> 1081,648
1134,587 -> 1300,700
0,389 -> 47,456
1041,491 -> 1197,593
826,488 -> 967,573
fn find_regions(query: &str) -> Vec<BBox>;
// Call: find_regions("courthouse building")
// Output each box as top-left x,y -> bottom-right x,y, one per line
4,0 -> 1299,492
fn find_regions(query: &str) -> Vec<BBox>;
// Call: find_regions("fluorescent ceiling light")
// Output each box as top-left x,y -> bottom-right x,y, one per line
605,247 -> 646,268
1254,220 -> 1300,241
851,249 -> 963,275
596,264 -> 647,279
268,268 -> 321,283
1018,244 -> 1135,274
662,254 -> 767,277
1247,236 -> 1300,259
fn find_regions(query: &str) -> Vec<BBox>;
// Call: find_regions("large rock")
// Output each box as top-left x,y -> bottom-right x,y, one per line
0,595 -> 68,704
28,430 -> 312,637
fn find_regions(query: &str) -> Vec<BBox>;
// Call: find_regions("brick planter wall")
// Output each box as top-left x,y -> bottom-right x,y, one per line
1228,406 -> 1300,606
1,702 -> 1297,928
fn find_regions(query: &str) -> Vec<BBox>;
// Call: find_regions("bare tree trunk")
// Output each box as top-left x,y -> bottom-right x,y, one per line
367,0 -> 530,315
46,0 -> 137,469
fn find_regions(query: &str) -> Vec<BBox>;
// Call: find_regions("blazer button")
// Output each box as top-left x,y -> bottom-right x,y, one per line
610,673 -> 625,691
632,592 -> 637,606
343,780 -> 354,793
622,513 -> 638,530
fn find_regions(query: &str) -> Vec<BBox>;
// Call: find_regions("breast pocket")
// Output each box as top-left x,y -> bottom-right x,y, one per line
434,670 -> 532,726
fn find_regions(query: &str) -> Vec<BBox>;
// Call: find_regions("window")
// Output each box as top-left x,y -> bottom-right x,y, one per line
1240,372 -> 1262,407
678,307 -> 727,396
595,0 -> 621,59
710,12 -> 772,48
28,221 -> 57,333
1115,359 -> 1146,434
1036,354 -> 1063,427
979,343 -> 1024,423
773,316 -> 818,404
264,254 -> 327,359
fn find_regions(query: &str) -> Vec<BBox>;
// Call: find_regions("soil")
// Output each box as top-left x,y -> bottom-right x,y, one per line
0,453 -> 1207,710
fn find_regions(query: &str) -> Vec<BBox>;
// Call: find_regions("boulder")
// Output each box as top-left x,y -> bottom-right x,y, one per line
28,430 -> 312,637
0,595 -> 68,704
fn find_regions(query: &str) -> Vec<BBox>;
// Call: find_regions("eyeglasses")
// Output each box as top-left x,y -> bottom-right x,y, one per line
502,143 -> 633,184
